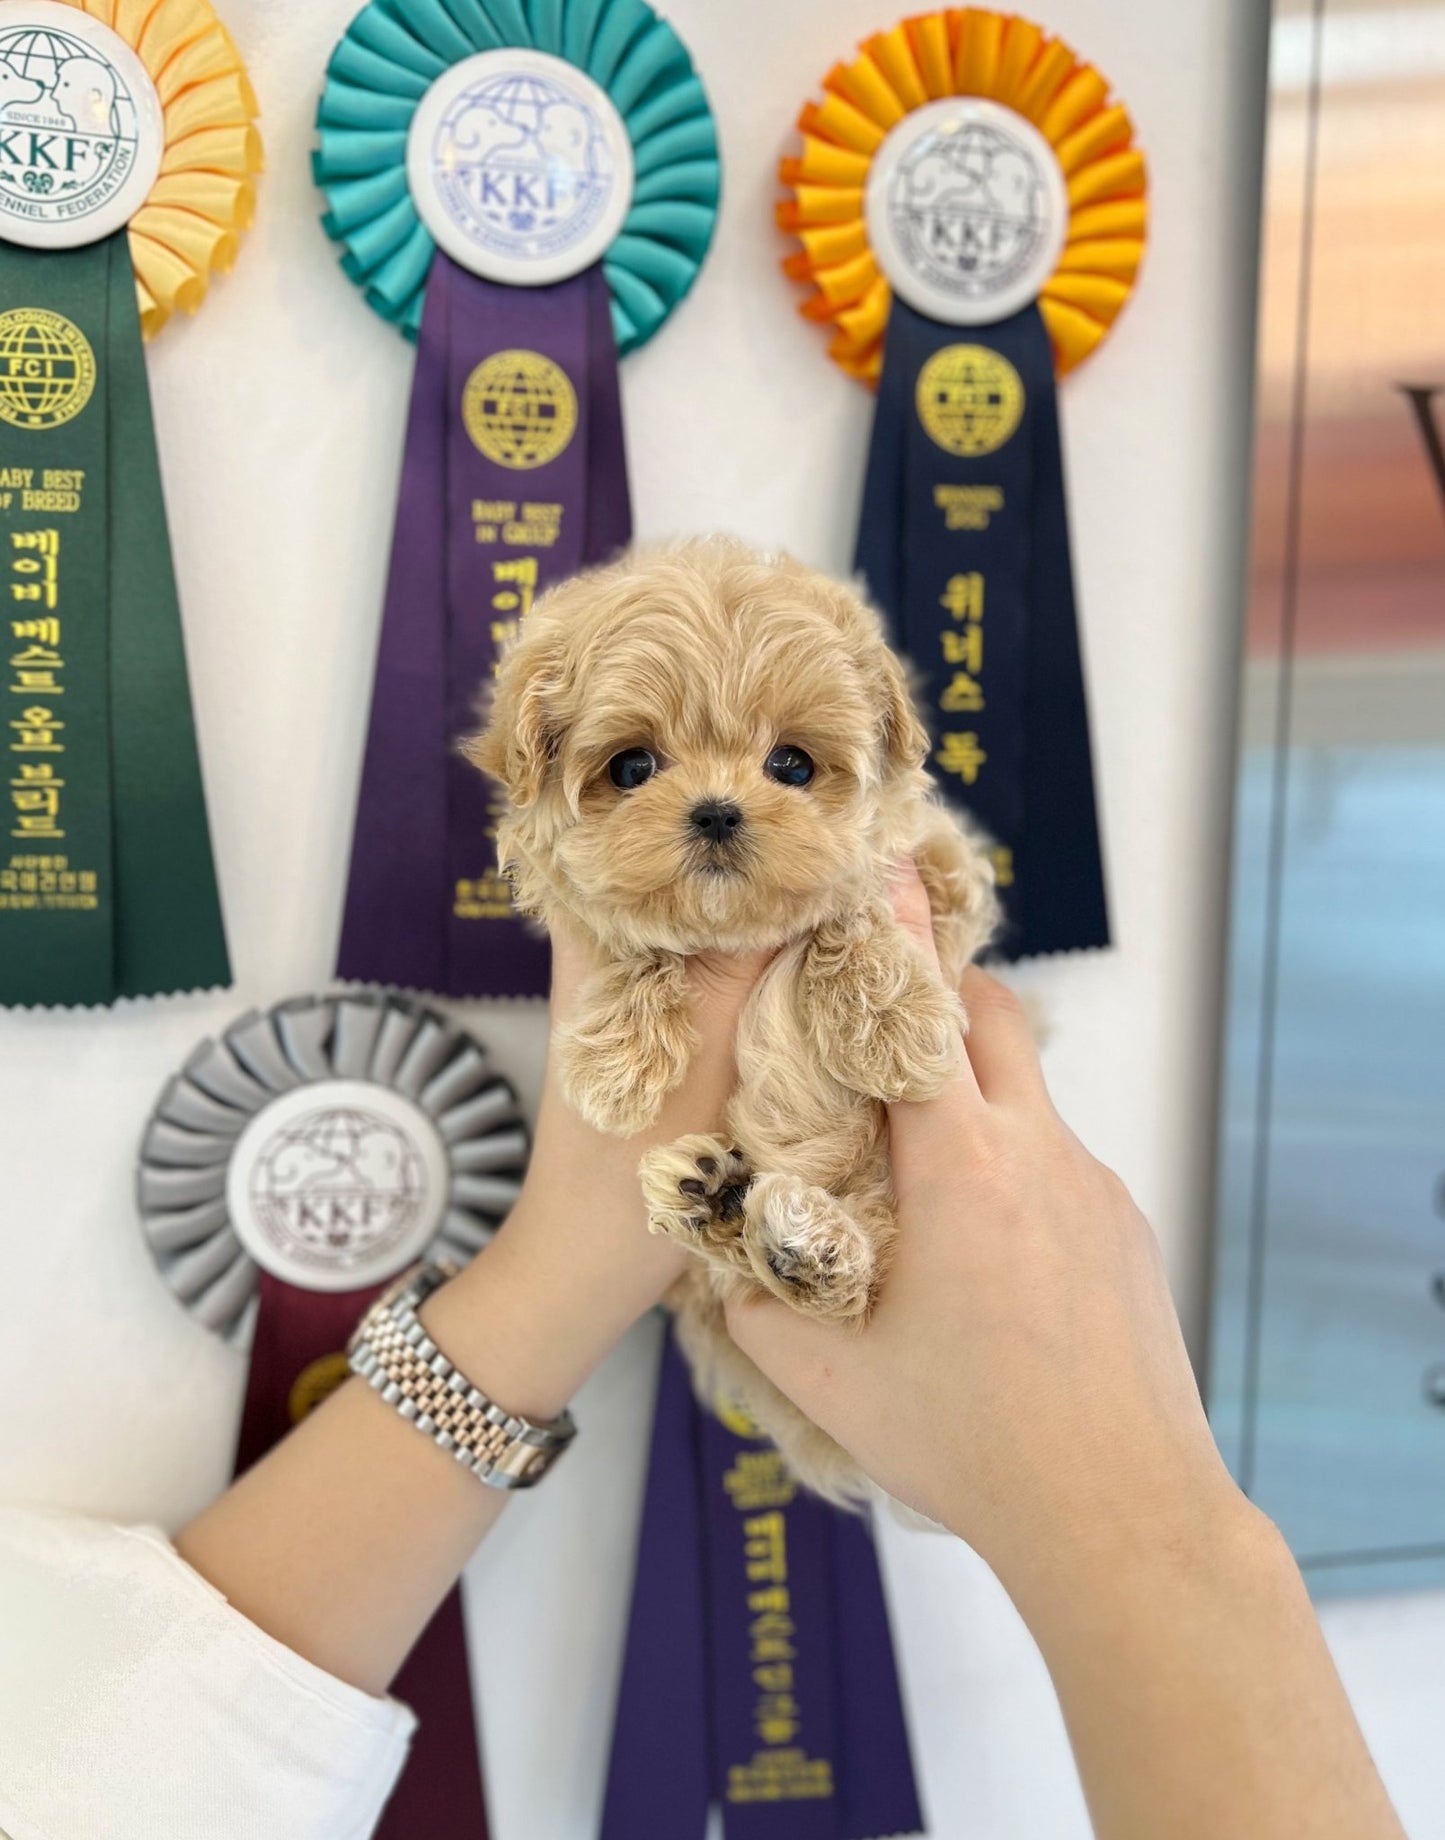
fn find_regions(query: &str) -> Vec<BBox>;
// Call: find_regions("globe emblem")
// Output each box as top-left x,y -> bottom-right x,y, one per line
0,308 -> 96,429
915,344 -> 1025,458
249,1105 -> 429,1279
0,16 -> 148,237
430,67 -> 617,263
889,120 -> 1054,308
0,27 -> 88,94
462,348 -> 578,470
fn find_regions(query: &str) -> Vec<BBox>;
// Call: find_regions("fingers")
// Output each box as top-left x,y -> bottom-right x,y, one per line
958,966 -> 1050,1109
724,1290 -> 857,1426
546,918 -> 600,1025
688,947 -> 776,1028
886,859 -> 984,1119
889,860 -> 940,970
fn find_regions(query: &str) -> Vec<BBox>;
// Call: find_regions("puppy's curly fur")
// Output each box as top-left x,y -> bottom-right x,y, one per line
470,537 -> 998,1503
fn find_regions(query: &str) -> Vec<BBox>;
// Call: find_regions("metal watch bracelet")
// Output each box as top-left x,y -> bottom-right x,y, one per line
347,1261 -> 577,1490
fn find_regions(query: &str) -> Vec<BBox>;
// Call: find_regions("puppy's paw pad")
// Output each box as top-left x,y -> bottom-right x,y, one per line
641,1135 -> 752,1252
746,1175 -> 874,1322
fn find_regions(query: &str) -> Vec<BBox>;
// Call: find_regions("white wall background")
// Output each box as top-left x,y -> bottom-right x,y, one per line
2,0 -> 1442,1835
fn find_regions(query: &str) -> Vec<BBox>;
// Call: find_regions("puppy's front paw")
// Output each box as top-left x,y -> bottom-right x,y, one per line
744,1175 -> 875,1323
560,1029 -> 670,1134
642,1134 -> 753,1259
558,963 -> 697,1135
803,920 -> 962,1104
861,969 -> 962,1104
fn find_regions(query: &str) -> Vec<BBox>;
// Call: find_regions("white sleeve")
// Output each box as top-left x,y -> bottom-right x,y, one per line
0,1507 -> 417,1840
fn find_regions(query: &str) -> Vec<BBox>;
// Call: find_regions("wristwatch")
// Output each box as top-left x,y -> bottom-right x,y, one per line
347,1262 -> 577,1490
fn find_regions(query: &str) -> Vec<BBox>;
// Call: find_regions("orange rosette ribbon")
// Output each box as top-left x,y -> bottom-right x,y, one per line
777,8 -> 1146,382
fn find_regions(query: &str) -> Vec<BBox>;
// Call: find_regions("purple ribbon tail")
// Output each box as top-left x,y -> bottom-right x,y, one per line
830,1512 -> 925,1838
584,260 -> 633,557
698,1383 -> 841,1839
599,1332 -> 713,1840
338,256 -> 632,998
602,1328 -> 925,1839
336,258 -> 450,994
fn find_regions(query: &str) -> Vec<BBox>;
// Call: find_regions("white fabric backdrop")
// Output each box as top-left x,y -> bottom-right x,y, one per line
1,1 -> 1442,1834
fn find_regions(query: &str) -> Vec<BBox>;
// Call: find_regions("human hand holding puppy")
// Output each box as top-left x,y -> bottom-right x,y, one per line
727,865 -> 1404,1840
728,863 -> 1241,1585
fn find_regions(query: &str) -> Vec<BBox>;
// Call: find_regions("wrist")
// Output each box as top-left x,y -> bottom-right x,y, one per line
1005,1484 -> 1288,1667
416,1234 -> 610,1424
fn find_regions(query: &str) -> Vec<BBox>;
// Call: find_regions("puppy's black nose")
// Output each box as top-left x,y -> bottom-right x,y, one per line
689,801 -> 743,844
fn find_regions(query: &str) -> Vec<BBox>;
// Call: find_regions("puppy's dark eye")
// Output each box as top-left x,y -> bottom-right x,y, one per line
765,745 -> 815,787
608,748 -> 657,791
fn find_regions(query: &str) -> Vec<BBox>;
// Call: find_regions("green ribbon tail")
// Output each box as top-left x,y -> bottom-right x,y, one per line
106,235 -> 229,998
0,234 -> 229,1007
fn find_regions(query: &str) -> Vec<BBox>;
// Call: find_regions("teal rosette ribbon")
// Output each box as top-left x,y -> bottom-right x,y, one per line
313,0 -> 719,350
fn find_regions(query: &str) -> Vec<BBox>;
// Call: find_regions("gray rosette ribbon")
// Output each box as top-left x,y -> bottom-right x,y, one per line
137,989 -> 529,1840
138,990 -> 527,1349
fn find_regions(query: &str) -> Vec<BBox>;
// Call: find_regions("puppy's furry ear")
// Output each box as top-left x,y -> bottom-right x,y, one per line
876,645 -> 931,778
464,636 -> 562,807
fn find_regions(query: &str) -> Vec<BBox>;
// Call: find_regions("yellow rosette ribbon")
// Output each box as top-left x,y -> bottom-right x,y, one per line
78,0 -> 263,336
778,7 -> 1146,381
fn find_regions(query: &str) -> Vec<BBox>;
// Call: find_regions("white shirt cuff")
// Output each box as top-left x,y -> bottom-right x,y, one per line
0,1506 -> 416,1840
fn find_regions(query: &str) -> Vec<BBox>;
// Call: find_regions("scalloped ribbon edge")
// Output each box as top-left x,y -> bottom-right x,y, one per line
65,0 -> 264,338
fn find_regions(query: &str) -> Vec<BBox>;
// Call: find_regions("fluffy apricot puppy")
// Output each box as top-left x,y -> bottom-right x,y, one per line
470,537 -> 997,1501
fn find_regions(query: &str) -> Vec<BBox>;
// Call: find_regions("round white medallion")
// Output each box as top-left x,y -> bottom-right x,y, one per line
865,96 -> 1068,326
226,1080 -> 450,1294
0,1 -> 163,249
406,47 -> 634,287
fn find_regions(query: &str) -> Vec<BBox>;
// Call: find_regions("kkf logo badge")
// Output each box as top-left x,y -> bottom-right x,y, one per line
0,11 -> 159,241
246,1103 -> 432,1283
407,48 -> 635,288
865,97 -> 1069,330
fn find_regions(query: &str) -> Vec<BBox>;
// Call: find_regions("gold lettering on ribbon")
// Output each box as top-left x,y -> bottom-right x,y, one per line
454,544 -> 549,925
1,476 -> 99,909
720,1436 -> 835,1805
933,482 -> 1005,530
935,571 -> 988,787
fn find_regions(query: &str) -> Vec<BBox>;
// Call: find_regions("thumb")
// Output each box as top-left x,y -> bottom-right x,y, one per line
687,946 -> 776,1025
889,859 -> 940,971
724,1290 -> 859,1430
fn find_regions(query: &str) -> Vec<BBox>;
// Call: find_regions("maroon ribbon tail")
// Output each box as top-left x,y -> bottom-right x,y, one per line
235,1272 -> 489,1840
337,254 -> 631,998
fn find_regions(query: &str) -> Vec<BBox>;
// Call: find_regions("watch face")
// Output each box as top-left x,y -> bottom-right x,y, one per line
406,47 -> 634,286
0,1 -> 163,249
865,96 -> 1067,326
226,1080 -> 450,1294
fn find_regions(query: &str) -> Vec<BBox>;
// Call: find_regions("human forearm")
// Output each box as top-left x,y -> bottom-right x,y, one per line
174,1231 -> 617,1697
1026,1501 -> 1405,1840
175,928 -> 765,1700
